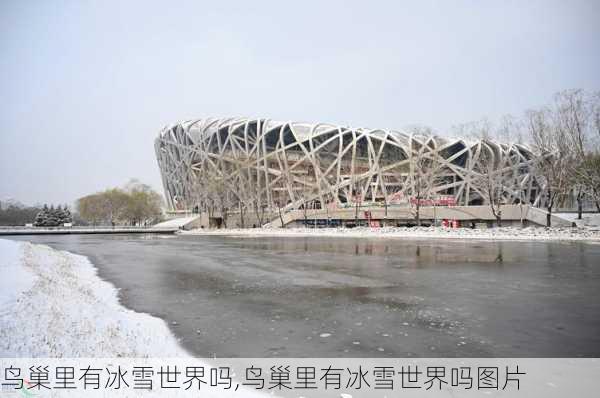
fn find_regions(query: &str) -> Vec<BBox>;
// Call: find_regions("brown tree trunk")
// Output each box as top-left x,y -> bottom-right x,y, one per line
546,190 -> 552,227
278,205 -> 284,228
577,191 -> 583,220
239,202 -> 245,228
253,202 -> 263,226
496,205 -> 502,227
221,208 -> 227,228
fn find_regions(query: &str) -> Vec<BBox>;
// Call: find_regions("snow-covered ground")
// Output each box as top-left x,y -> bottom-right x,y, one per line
0,238 -> 189,357
183,226 -> 600,241
555,212 -> 600,228
152,215 -> 200,229
0,238 -> 279,396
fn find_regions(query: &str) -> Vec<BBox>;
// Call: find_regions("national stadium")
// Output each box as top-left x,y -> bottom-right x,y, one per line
155,117 -> 567,228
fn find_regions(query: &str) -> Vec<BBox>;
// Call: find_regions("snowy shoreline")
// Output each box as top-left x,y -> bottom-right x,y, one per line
0,239 -> 275,397
181,226 -> 600,242
0,238 -> 189,357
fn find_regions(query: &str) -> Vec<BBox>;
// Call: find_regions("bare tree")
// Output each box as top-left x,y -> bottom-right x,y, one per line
204,171 -> 231,228
575,123 -> 600,211
253,201 -> 265,227
77,185 -> 160,227
561,90 -> 600,215
470,142 -> 507,227
352,175 -> 363,226
228,174 -> 250,228
122,179 -> 164,226
452,118 -> 494,141
577,153 -> 600,212
248,170 -> 268,227
496,114 -> 525,144
553,89 -> 591,219
232,191 -> 246,228
77,193 -> 104,226
506,152 -> 532,228
593,92 -> 600,142
239,201 -> 246,228
526,108 -> 573,227
407,130 -> 446,226
101,189 -> 130,227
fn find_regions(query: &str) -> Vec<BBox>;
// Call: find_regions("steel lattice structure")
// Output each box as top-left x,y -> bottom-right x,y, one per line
155,117 -> 542,215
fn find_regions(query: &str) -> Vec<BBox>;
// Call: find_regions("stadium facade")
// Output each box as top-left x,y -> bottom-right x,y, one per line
155,117 -> 545,227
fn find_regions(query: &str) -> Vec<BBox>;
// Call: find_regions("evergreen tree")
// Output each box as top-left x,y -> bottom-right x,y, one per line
34,205 -> 47,227
63,205 -> 72,223
55,206 -> 66,225
45,205 -> 60,227
33,204 -> 69,227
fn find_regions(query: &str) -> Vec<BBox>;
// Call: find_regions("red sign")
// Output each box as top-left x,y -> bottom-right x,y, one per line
410,195 -> 457,206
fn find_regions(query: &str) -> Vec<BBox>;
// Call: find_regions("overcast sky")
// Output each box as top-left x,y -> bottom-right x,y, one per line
1,0 -> 599,205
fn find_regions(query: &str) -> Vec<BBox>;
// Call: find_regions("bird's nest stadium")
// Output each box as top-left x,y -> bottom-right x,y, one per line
155,117 -> 547,228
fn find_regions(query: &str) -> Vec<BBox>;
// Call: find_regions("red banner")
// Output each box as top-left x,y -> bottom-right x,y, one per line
410,195 -> 457,206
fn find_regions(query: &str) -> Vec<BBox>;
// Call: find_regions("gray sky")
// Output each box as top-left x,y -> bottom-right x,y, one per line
1,0 -> 599,205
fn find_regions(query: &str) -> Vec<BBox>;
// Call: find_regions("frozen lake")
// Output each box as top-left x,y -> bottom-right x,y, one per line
10,234 -> 600,357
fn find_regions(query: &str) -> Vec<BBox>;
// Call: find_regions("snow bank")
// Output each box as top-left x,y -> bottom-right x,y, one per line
0,239 -> 280,397
0,238 -> 188,357
182,226 -> 600,242
0,238 -> 34,314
